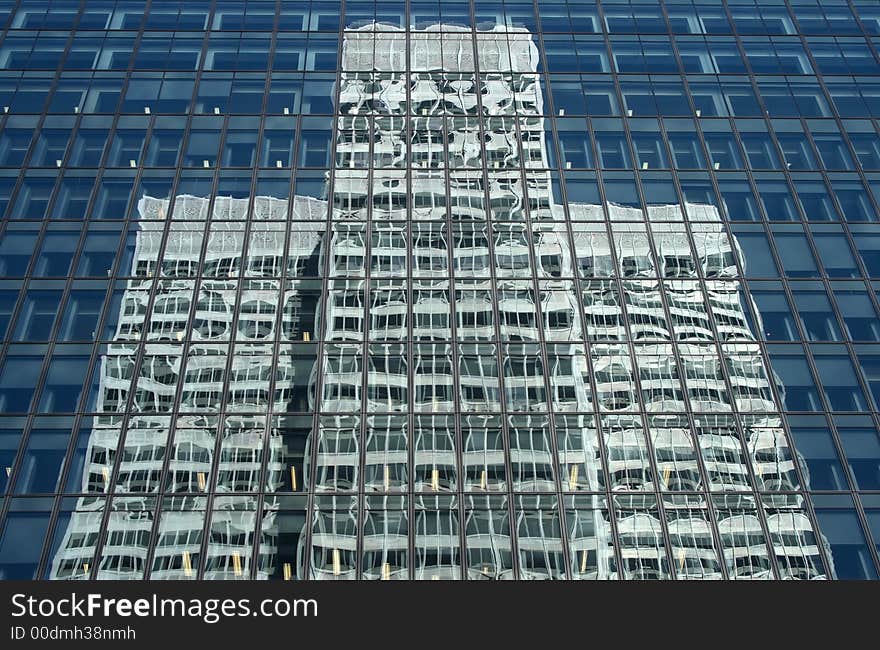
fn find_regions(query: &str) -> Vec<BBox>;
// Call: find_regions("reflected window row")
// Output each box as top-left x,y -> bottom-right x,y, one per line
4,171 -> 880,224
4,280 -> 880,344
2,492 -> 860,579
2,126 -> 880,175
3,36 -> 877,73
4,69 -> 880,120
3,1 -> 880,37
2,340 -> 878,415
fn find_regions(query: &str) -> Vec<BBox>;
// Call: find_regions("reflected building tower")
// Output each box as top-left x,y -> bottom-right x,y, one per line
49,194 -> 326,580
49,23 -> 830,581
304,23 -> 830,580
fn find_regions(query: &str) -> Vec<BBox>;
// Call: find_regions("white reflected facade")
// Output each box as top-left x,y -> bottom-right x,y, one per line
48,24 -> 831,581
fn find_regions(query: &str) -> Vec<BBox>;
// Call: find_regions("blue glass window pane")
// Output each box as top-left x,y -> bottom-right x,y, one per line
312,4 -> 341,31
32,230 -> 78,276
222,131 -> 259,167
668,134 -> 706,169
184,131 -> 221,167
302,76 -> 335,113
734,230 -> 779,276
13,290 -> 62,341
814,135 -> 856,171
229,79 -> 266,114
833,180 -> 878,222
838,426 -> 880,490
576,40 -> 610,73
751,289 -> 799,340
0,230 -> 37,276
795,182 -> 839,221
11,175 -> 56,219
815,510 -> 879,580
0,509 -> 51,579
0,290 -> 18,340
564,174 -> 601,205
0,128 -> 33,166
48,78 -> 87,113
852,228 -> 880,276
705,133 -> 743,169
741,134 -> 782,170
719,180 -> 760,221
595,133 -> 631,169
790,426 -> 849,490
0,422 -> 25,493
689,81 -> 728,116
107,129 -> 147,167
777,134 -> 817,170
793,82 -> 831,117
81,78 -> 124,113
77,227 -> 123,277
851,133 -> 880,169
30,129 -> 71,167
98,290 -> 125,340
145,129 -> 184,167
90,177 -> 132,219
855,352 -> 880,410
37,355 -> 90,413
545,39 -> 579,73
0,356 -> 43,413
69,129 -> 108,166
813,353 -> 871,411
756,181 -> 799,221
833,287 -> 880,340
298,129 -> 333,167
791,289 -> 842,341
267,77 -> 303,114
725,84 -> 762,116
52,176 -> 95,222
14,427 -> 70,493
557,123 -> 593,169
769,351 -> 822,411
772,230 -> 819,278
58,291 -> 106,341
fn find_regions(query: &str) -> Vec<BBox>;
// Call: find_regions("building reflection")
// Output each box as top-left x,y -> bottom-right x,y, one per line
49,23 -> 830,581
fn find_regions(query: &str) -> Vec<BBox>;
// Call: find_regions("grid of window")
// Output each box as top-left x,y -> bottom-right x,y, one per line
0,0 -> 879,581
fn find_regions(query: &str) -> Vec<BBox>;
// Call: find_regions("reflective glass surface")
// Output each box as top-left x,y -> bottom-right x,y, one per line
1,0 -> 880,580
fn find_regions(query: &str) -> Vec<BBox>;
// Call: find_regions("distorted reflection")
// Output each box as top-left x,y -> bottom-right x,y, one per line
46,22 -> 831,580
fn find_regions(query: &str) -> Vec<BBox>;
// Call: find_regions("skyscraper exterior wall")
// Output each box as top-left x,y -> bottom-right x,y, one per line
0,0 -> 879,581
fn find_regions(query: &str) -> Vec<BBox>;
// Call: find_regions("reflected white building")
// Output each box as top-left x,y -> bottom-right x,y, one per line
50,23 -> 830,581
306,23 -> 829,580
50,195 -> 324,580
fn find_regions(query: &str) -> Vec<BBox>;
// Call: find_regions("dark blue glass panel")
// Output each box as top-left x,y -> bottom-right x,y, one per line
816,508 -> 879,580
0,508 -> 51,579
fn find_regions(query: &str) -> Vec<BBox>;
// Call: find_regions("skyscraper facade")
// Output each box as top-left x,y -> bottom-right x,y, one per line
0,0 -> 879,580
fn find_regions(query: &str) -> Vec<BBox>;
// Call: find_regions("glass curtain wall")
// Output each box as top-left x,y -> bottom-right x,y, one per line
0,0 -> 879,581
